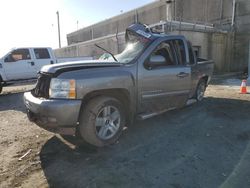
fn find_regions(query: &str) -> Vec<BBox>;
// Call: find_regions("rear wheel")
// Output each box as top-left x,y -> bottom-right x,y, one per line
79,96 -> 125,147
195,79 -> 206,101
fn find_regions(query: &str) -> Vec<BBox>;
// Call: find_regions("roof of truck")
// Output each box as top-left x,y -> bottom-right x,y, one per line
151,33 -> 185,39
126,23 -> 186,42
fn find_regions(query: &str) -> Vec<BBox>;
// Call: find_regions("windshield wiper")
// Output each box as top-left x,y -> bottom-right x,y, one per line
95,44 -> 118,62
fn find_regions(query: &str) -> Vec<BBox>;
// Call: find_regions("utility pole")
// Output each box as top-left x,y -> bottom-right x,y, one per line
231,0 -> 236,28
56,11 -> 61,48
166,0 -> 172,21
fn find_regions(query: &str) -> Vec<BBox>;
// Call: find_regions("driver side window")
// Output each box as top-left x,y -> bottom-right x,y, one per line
146,40 -> 177,69
5,49 -> 31,62
153,42 -> 176,66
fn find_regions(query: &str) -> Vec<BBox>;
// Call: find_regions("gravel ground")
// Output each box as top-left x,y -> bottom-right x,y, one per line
0,77 -> 250,188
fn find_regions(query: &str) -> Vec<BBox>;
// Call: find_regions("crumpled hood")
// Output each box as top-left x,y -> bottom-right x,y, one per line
41,60 -> 123,74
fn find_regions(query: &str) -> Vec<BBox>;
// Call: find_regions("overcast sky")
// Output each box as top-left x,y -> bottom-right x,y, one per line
0,0 -> 155,56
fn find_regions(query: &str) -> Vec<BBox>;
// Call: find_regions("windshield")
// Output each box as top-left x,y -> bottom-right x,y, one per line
99,38 -> 149,63
116,41 -> 146,63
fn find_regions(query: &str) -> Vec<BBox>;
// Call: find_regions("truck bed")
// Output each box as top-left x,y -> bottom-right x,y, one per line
197,57 -> 214,82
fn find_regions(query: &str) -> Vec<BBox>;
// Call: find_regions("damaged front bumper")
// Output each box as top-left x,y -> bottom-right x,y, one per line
23,92 -> 82,135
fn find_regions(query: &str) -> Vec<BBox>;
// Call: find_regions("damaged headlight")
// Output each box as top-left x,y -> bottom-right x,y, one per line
49,78 -> 76,99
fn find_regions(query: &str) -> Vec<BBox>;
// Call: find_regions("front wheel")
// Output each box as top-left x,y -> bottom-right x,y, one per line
79,96 -> 125,147
195,79 -> 206,101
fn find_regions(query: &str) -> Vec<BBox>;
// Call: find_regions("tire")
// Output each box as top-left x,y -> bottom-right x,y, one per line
195,79 -> 207,102
79,96 -> 125,147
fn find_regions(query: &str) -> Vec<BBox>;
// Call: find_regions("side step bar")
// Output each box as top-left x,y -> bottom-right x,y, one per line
137,99 -> 197,120
137,107 -> 176,120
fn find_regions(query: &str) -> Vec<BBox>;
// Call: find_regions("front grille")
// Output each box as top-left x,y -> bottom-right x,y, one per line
32,73 -> 52,99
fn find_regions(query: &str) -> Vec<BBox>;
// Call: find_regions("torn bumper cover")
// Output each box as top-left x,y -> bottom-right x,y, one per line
23,92 -> 82,135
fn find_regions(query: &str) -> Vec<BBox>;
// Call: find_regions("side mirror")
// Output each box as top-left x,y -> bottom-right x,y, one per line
147,55 -> 166,67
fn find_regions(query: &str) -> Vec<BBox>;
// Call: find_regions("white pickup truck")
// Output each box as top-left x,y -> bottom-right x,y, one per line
0,47 -> 92,93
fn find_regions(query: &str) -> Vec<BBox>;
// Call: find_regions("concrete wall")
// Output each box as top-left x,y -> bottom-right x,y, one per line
231,0 -> 250,72
67,1 -> 167,45
55,34 -> 121,59
175,0 -> 222,22
67,0 -> 234,45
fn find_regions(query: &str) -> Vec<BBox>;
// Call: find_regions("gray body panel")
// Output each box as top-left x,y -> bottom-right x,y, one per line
23,92 -> 81,128
57,64 -> 136,101
136,37 -> 192,113
24,32 -> 214,135
189,59 -> 214,98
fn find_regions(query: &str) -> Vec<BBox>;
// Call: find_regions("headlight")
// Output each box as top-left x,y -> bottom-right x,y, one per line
49,78 -> 76,99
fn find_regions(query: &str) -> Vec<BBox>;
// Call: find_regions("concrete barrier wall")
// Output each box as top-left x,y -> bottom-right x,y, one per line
67,1 -> 167,45
175,0 -> 222,22
67,0 -> 234,45
232,0 -> 250,72
55,34 -> 122,58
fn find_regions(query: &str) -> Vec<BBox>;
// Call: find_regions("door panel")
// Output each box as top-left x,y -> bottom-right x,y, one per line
3,49 -> 36,80
138,66 -> 191,113
137,38 -> 191,114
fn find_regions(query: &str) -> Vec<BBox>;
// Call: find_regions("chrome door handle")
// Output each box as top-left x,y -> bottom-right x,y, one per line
177,72 -> 189,78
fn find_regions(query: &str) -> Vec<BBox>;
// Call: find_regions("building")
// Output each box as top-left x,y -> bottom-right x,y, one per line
54,0 -> 250,73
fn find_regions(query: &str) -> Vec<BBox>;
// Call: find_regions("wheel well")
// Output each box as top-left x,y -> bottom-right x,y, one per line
201,75 -> 209,85
82,89 -> 131,121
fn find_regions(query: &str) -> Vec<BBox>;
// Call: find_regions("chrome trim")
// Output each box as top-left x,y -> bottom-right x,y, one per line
138,107 -> 176,120
142,90 -> 190,99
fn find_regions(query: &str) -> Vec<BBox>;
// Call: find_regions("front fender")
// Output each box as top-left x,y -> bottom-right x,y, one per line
76,70 -> 135,99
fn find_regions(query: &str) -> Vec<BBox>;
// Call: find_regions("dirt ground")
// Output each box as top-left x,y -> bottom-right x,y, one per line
1,76 -> 250,188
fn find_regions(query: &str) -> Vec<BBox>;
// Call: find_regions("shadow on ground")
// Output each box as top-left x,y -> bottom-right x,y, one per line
39,97 -> 250,188
0,93 -> 26,112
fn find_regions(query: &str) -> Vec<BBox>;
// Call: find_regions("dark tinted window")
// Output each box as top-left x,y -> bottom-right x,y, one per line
173,40 -> 186,65
5,49 -> 31,62
34,48 -> 50,59
187,42 -> 195,65
193,46 -> 201,58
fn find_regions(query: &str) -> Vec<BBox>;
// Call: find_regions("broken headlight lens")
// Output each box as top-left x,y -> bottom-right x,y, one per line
49,78 -> 76,99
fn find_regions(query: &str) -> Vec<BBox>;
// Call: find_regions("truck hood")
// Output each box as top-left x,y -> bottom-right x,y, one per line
41,60 -> 123,74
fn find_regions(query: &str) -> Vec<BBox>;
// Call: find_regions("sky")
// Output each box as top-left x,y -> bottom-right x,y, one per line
0,0 -> 155,57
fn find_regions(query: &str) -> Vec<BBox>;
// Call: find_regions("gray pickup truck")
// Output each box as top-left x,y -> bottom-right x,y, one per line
24,24 -> 214,147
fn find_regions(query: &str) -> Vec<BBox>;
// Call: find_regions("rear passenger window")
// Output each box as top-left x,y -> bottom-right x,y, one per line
187,42 -> 196,65
173,40 -> 186,65
34,48 -> 50,59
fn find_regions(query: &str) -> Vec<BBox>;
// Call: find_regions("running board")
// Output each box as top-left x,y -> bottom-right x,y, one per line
186,99 -> 197,106
137,107 -> 176,120
137,99 -> 197,120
